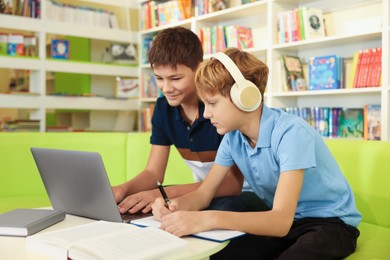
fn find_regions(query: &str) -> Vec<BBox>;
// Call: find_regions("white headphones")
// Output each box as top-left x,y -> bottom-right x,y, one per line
213,52 -> 262,112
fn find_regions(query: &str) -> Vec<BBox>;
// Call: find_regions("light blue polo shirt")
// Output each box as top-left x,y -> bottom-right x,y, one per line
215,104 -> 362,227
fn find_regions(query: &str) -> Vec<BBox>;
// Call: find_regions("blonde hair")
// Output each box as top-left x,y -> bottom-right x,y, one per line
195,48 -> 268,100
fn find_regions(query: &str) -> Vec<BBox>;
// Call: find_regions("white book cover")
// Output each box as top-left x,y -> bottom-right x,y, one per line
301,7 -> 325,40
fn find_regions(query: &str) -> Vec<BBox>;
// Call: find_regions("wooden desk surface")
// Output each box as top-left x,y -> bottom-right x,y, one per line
0,214 -> 227,260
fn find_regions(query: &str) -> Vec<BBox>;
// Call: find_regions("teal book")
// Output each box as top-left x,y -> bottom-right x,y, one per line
338,108 -> 364,138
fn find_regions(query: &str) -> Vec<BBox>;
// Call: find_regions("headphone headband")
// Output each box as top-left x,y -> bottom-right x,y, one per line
212,52 -> 247,86
212,52 -> 262,112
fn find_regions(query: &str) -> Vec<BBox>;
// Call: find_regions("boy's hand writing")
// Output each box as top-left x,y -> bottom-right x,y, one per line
160,211 -> 211,238
151,197 -> 178,220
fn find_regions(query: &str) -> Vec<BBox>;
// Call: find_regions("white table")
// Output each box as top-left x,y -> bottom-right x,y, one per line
0,214 -> 227,260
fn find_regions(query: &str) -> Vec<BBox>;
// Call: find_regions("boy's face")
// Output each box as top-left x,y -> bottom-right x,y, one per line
153,64 -> 197,107
201,93 -> 241,135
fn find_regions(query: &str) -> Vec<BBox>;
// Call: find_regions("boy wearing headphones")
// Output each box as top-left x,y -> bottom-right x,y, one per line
113,28 -> 266,216
151,48 -> 361,259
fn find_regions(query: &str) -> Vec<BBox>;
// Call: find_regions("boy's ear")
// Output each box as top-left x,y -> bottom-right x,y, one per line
213,52 -> 261,112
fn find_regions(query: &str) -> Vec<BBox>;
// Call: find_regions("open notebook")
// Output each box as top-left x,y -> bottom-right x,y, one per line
131,216 -> 245,243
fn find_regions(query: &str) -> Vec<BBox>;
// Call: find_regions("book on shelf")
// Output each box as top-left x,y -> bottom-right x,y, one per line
7,34 -> 24,56
0,209 -> 65,237
338,108 -> 364,138
364,104 -> 381,141
51,39 -> 69,60
237,26 -> 253,49
277,7 -> 325,43
132,216 -> 245,243
1,0 -> 40,17
46,0 -> 116,29
284,107 -> 371,139
301,7 -> 325,40
27,220 -> 188,259
308,55 -> 342,90
280,55 -> 307,92
140,103 -> 155,132
351,47 -> 382,88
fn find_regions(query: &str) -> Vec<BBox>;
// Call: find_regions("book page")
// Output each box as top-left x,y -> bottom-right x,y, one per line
28,221 -> 188,259
132,216 -> 245,242
69,226 -> 188,260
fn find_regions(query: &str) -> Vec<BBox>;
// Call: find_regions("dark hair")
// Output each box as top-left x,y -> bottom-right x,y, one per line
148,26 -> 203,71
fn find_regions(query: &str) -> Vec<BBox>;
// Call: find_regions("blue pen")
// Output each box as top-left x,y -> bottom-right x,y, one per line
156,181 -> 171,206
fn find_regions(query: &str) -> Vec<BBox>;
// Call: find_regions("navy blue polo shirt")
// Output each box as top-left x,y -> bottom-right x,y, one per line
150,96 -> 223,181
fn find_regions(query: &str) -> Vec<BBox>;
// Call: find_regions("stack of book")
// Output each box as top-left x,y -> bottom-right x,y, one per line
46,0 -> 119,29
140,0 -> 192,30
0,0 -> 40,18
199,25 -> 253,55
277,6 -> 326,44
350,48 -> 382,88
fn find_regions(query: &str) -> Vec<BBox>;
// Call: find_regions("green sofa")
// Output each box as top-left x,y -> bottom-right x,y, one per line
0,133 -> 389,259
0,132 -> 193,213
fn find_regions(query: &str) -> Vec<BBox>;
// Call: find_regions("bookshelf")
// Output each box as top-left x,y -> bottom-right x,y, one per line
138,0 -> 390,141
0,0 -> 139,132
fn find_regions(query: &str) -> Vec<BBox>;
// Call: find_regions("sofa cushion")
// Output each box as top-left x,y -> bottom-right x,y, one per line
347,222 -> 390,259
0,133 -> 128,213
325,140 -> 390,229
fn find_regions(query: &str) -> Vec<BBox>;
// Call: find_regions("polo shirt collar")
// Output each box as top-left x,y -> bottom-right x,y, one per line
257,104 -> 273,148
240,104 -> 273,149
174,101 -> 207,122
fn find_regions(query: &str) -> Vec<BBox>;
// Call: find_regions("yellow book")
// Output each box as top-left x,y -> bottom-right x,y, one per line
348,51 -> 359,88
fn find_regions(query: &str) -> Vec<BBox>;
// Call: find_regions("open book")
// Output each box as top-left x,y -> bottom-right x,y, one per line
132,216 -> 245,243
27,221 -> 188,260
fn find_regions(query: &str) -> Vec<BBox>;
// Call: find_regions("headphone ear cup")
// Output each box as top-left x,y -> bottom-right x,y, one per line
230,80 -> 262,112
230,83 -> 241,109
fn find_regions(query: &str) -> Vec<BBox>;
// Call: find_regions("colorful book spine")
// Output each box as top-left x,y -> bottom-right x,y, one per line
364,104 -> 381,140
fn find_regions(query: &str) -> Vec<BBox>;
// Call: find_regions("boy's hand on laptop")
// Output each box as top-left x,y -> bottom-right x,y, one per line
151,197 -> 178,221
117,189 -> 161,214
112,185 -> 126,203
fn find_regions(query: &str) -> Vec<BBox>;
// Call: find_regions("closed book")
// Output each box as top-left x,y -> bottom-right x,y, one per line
0,209 -> 65,237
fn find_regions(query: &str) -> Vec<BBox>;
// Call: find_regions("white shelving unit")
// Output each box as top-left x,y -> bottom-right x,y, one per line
139,0 -> 389,141
0,0 -> 139,132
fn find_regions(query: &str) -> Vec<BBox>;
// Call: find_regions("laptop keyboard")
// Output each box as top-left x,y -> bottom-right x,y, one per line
120,211 -> 153,222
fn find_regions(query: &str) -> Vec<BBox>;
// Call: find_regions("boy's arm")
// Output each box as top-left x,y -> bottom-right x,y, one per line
112,145 -> 170,213
152,163 -> 231,220
159,169 -> 304,238
175,164 -> 233,211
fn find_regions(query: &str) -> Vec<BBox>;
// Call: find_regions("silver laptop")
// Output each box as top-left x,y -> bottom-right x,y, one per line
30,147 -> 151,223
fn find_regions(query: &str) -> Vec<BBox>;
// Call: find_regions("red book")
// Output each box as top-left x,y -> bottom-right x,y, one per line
352,50 -> 363,88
